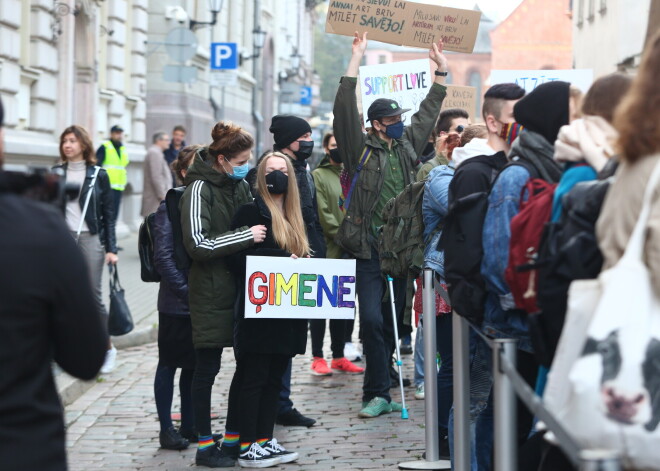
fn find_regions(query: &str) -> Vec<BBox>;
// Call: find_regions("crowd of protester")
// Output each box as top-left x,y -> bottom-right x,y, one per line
3,26 -> 660,471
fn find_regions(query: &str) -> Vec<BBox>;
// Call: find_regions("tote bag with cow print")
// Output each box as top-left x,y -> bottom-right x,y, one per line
553,161 -> 660,470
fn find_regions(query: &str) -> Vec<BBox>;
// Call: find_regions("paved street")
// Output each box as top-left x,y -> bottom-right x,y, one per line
64,233 -> 430,470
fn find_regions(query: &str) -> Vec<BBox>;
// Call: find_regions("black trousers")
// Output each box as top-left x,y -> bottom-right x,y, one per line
310,319 -> 346,358
226,352 -> 290,444
191,348 -> 222,437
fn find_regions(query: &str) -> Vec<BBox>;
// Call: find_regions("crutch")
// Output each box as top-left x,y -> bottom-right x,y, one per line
387,275 -> 409,419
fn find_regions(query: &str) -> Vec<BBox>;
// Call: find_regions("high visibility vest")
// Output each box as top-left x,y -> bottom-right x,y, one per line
102,141 -> 129,191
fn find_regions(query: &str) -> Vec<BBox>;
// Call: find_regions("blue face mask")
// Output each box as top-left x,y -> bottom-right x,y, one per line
227,162 -> 249,180
385,120 -> 404,140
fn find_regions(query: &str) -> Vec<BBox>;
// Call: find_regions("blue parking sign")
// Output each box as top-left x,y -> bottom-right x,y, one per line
300,86 -> 312,105
211,43 -> 238,70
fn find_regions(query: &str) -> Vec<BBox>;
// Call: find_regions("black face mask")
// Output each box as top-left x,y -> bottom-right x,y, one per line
328,148 -> 342,164
265,170 -> 288,194
293,140 -> 314,160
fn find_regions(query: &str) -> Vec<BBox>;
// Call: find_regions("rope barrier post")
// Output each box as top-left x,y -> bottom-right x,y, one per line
453,311 -> 471,471
399,269 -> 450,470
493,339 -> 517,471
579,450 -> 623,471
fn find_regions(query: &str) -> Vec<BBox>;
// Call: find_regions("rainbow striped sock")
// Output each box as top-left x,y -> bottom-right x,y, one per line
222,431 -> 239,447
256,438 -> 269,446
198,435 -> 214,451
240,442 -> 252,452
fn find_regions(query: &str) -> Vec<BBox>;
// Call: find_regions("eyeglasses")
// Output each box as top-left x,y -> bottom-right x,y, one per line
380,115 -> 406,125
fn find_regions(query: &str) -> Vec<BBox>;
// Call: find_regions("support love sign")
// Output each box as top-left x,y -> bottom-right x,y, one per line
244,256 -> 357,320
359,59 -> 431,128
326,0 -> 481,53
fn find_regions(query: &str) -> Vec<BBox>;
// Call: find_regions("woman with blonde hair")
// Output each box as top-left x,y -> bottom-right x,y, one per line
222,152 -> 308,468
597,30 -> 660,294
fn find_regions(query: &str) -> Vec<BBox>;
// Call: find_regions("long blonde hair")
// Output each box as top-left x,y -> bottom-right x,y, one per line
256,152 -> 310,257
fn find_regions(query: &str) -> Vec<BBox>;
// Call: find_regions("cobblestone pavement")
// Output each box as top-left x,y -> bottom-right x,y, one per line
65,341 -> 427,470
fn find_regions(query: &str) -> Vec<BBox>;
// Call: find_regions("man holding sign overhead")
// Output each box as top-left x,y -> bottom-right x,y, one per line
333,31 -> 448,418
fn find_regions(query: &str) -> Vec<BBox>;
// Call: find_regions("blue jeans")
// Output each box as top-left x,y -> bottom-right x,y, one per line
357,247 -> 391,403
413,319 -> 424,387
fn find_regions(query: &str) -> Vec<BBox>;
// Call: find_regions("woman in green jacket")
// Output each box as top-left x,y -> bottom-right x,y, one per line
180,122 -> 267,468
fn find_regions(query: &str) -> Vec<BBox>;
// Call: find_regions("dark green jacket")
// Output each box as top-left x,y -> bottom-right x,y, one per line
312,155 -> 344,259
333,76 -> 447,259
180,149 -> 254,348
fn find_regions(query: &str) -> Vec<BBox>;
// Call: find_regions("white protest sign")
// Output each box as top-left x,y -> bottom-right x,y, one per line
244,256 -> 356,320
490,69 -> 594,94
359,59 -> 432,128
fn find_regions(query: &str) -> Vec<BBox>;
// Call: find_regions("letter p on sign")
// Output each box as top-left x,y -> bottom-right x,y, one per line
211,42 -> 238,70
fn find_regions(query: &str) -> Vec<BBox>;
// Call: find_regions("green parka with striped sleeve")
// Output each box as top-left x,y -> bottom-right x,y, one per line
180,148 -> 255,349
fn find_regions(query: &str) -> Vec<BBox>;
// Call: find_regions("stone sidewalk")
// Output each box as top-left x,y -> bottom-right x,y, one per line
65,339 -> 428,470
62,232 -> 433,469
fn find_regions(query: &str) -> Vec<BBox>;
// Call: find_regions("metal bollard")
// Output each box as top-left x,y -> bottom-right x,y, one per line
453,312 -> 471,470
579,450 -> 623,471
493,339 -> 517,471
422,269 -> 440,461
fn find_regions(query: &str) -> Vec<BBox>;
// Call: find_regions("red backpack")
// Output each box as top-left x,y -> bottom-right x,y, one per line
505,179 -> 556,314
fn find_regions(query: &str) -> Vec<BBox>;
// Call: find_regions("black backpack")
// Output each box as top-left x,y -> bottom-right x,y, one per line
138,212 -> 160,282
528,177 -> 611,367
166,186 -> 192,271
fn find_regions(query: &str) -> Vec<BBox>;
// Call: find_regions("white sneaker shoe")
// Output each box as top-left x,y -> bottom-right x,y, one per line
100,346 -> 117,374
261,438 -> 298,464
415,383 -> 425,400
344,342 -> 361,362
238,442 -> 281,468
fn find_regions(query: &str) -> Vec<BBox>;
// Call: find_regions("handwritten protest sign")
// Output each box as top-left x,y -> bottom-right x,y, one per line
441,85 -> 477,121
244,256 -> 356,320
326,0 -> 481,53
358,59 -> 431,127
490,69 -> 594,94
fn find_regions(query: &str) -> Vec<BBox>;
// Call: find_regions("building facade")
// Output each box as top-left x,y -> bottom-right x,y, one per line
145,0 -> 317,158
490,0 -> 573,70
1,0 -> 148,232
572,0 -> 654,76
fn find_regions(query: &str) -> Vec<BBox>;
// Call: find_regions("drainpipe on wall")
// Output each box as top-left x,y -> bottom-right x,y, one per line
252,0 -> 262,156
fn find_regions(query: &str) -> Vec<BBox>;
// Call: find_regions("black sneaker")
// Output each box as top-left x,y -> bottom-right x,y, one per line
220,443 -> 240,460
261,438 -> 299,464
179,429 -> 223,443
159,426 -> 189,450
275,408 -> 316,427
196,445 -> 236,468
238,442 -> 281,468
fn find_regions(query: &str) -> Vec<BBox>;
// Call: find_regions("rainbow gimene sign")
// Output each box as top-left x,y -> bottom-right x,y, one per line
244,256 -> 357,320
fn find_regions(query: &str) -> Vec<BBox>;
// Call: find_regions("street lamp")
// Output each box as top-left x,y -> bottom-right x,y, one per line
241,26 -> 268,63
290,48 -> 303,73
189,0 -> 224,31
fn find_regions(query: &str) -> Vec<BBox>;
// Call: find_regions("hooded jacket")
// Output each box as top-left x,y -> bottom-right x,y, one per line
312,155 -> 344,259
333,76 -> 446,259
180,149 -> 254,348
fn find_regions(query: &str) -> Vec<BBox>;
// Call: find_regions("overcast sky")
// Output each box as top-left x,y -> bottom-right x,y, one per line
414,0 -> 525,22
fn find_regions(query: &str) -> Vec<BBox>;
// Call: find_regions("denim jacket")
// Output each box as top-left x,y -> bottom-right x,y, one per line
480,164 -> 533,351
422,162 -> 455,278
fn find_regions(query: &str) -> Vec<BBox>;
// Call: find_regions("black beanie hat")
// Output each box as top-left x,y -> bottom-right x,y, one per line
513,81 -> 570,145
269,115 -> 312,149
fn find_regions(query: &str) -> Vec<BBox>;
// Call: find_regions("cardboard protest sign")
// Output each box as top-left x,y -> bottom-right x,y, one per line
490,69 -> 594,94
358,59 -> 432,128
244,256 -> 356,320
326,0 -> 481,53
441,85 -> 477,121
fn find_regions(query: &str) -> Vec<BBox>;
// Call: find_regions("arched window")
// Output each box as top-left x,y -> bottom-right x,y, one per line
468,71 -> 482,118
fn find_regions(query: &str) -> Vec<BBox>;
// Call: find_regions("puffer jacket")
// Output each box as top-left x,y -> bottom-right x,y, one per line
333,76 -> 446,259
180,148 -> 254,349
422,161 -> 455,278
153,200 -> 189,316
312,155 -> 344,259
53,163 -> 117,253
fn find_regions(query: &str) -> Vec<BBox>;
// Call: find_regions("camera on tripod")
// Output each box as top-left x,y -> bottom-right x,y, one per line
0,165 -> 80,205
